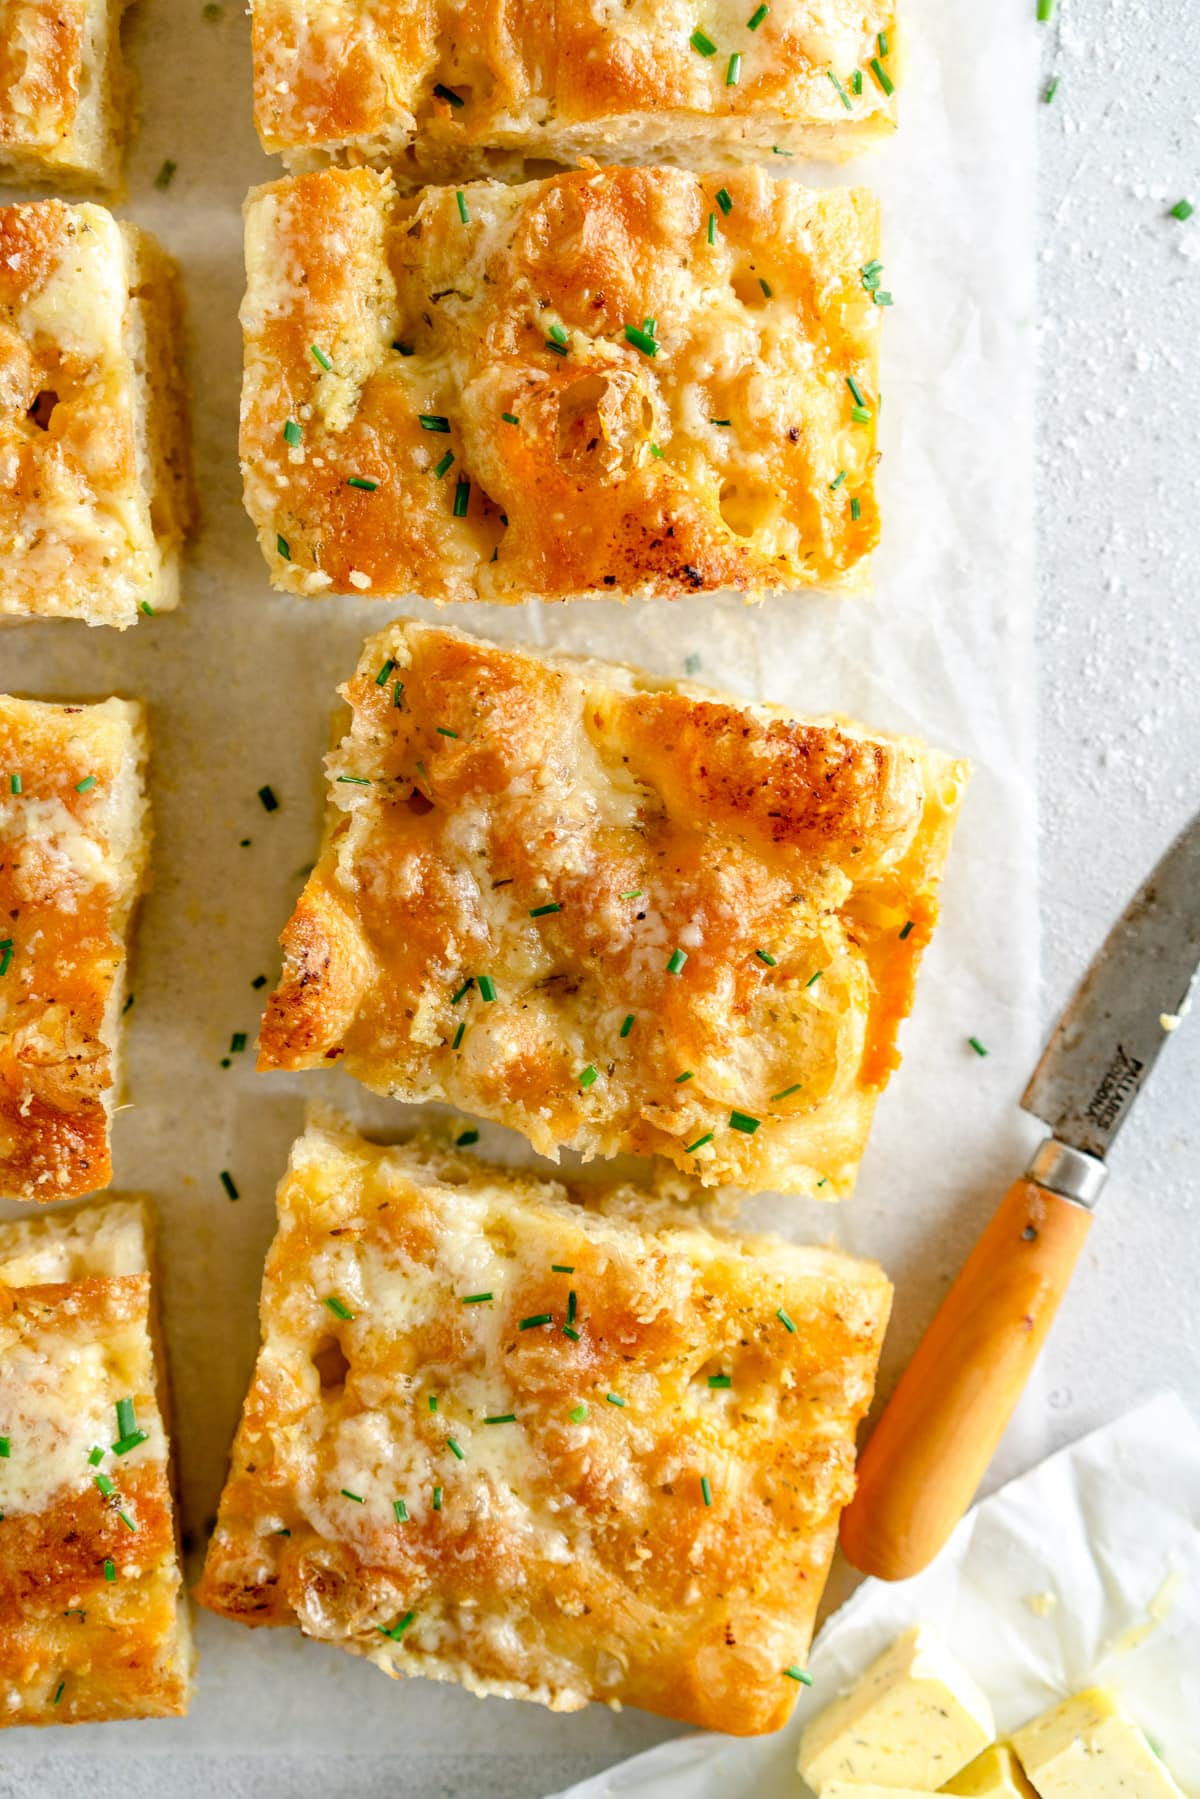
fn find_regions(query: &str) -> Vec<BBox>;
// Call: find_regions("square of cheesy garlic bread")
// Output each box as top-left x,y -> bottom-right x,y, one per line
251,0 -> 899,183
0,0 -> 134,192
0,200 -> 194,628
196,1115 -> 892,1734
0,1197 -> 194,1725
0,695 -> 150,1203
258,622 -> 967,1198
241,164 -> 882,604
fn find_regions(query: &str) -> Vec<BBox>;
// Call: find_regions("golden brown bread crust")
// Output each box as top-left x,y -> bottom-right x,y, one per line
0,695 -> 150,1203
251,0 -> 899,181
258,622 -> 968,1197
0,0 -> 132,192
240,164 -> 882,603
196,1116 -> 892,1733
0,199 -> 194,627
0,1200 -> 194,1725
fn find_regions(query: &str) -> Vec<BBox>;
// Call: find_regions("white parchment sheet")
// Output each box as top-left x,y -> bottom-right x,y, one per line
550,1396 -> 1200,1799
0,0 -> 1042,1791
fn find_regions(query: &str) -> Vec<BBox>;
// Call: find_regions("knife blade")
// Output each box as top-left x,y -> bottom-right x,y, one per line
1023,807 -> 1200,1169
840,805 -> 1200,1581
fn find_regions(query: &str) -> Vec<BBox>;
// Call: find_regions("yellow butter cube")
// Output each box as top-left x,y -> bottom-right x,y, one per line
1012,1690 -> 1183,1799
944,1745 -> 1037,1799
799,1627 -> 995,1794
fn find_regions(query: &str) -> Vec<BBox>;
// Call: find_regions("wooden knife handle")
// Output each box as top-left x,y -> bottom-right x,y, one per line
839,1177 -> 1093,1581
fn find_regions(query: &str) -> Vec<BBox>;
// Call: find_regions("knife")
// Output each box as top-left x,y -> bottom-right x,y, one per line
839,808 -> 1200,1581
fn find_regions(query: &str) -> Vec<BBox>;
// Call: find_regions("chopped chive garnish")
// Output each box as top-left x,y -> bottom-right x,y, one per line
716,187 -> 733,215
759,277 -> 773,297
155,159 -> 177,188
700,1475 -> 713,1506
75,775 -> 97,794
578,1065 -> 598,1089
846,374 -> 867,406
484,1413 -> 516,1425
113,1431 -> 148,1456
478,975 -> 497,1002
420,414 -> 451,432
393,1499 -> 409,1522
675,1070 -> 694,1084
878,30 -> 889,54
0,1436 -> 9,1458
520,1314 -> 553,1330
708,211 -> 717,245
451,978 -> 475,1005
276,533 -> 291,560
968,1036 -> 989,1057
827,68 -> 852,109
784,1665 -> 814,1684
323,1295 -> 354,1320
771,1082 -> 803,1101
806,969 -> 823,988
747,3 -> 768,25
852,68 -> 863,93
551,1264 -> 574,1273
562,1324 -> 581,1341
620,889 -> 644,899
686,1132 -> 714,1153
729,1110 -> 760,1134
851,404 -> 871,423
754,948 -> 779,968
341,1489 -> 364,1503
9,773 -> 20,793
258,783 -> 279,812
649,443 -> 664,457
851,496 -> 862,520
710,418 -> 732,427
606,1393 -> 626,1409
446,1437 -> 465,1459
666,948 -> 688,974
869,55 -> 894,94
567,1290 -> 577,1324
375,658 -> 396,686
545,337 -> 568,357
378,1610 -> 416,1639
347,475 -> 378,491
117,1509 -> 137,1532
777,1306 -> 797,1332
501,411 -> 520,425
529,902 -> 562,917
103,1559 -> 116,1582
690,26 -> 718,55
462,1292 -> 493,1305
433,451 -> 454,477
116,1398 -> 136,1439
283,418 -> 302,446
456,1129 -> 479,1147
0,940 -> 13,976
643,316 -> 657,337
434,81 -> 464,106
230,1032 -> 247,1054
899,919 -> 915,939
220,1170 -> 239,1201
53,1681 -> 65,1706
310,344 -> 333,371
829,470 -> 847,492
708,1373 -> 732,1389
548,323 -> 570,346
455,190 -> 470,224
1043,75 -> 1060,103
620,1013 -> 636,1037
433,1485 -> 443,1510
1169,198 -> 1194,221
437,726 -> 459,738
428,1395 -> 439,1412
393,681 -> 406,708
569,1403 -> 588,1423
94,1473 -> 116,1497
624,323 -> 659,357
772,144 -> 792,154
453,477 -> 471,517
452,1021 -> 466,1050
726,51 -> 741,84
88,1446 -> 104,1466
336,773 -> 371,786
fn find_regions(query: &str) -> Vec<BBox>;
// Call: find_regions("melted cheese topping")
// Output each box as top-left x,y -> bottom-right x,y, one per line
250,0 -> 899,180
0,695 -> 150,1203
240,164 -> 882,602
0,200 -> 192,626
0,0 -> 131,190
0,1196 -> 193,1725
259,620 -> 967,1197
197,1115 -> 892,1736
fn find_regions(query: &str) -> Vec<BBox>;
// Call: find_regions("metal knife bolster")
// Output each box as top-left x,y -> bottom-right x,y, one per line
1024,1137 -> 1108,1209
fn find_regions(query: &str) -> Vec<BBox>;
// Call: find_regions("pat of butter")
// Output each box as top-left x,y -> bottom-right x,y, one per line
1012,1689 -> 1184,1799
798,1627 -> 995,1794
943,1744 -> 1037,1799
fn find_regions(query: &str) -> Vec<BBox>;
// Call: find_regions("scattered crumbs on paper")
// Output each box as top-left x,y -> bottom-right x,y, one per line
1025,1590 -> 1059,1617
1106,1567 -> 1181,1656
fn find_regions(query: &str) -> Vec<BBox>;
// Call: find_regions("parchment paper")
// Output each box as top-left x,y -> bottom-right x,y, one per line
0,0 -> 1040,1790
549,1395 -> 1200,1799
